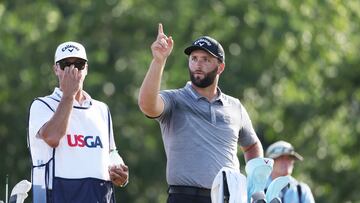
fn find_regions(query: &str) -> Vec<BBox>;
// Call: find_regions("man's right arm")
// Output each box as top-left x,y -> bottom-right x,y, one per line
38,95 -> 74,148
138,23 -> 173,117
138,59 -> 166,117
39,65 -> 82,148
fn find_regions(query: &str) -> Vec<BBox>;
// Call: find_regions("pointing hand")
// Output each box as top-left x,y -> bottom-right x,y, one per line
151,23 -> 174,62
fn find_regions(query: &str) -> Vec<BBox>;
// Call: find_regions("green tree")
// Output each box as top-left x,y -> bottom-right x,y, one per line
0,0 -> 359,202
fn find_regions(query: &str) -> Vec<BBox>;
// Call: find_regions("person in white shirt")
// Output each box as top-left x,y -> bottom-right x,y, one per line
28,41 -> 128,203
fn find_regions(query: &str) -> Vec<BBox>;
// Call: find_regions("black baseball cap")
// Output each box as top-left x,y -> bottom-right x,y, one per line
184,36 -> 225,63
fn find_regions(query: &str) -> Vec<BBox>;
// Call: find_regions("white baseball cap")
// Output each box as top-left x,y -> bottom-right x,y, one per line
54,41 -> 87,63
265,140 -> 303,161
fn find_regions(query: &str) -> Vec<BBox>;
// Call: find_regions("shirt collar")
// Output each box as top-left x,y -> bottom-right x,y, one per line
184,81 -> 224,105
51,87 -> 92,108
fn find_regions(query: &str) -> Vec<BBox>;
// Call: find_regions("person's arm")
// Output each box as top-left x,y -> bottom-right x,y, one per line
138,23 -> 173,117
238,103 -> 264,162
38,65 -> 82,148
241,141 -> 264,162
107,110 -> 129,187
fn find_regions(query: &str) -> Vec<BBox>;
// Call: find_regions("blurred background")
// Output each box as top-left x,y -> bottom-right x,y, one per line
0,0 -> 359,202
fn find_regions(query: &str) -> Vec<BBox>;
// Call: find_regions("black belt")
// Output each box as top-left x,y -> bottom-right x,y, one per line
168,185 -> 211,197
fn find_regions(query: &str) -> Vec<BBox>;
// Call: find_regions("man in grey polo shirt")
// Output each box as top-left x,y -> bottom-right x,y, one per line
138,24 -> 264,203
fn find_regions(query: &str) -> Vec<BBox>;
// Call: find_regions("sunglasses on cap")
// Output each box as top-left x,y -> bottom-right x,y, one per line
57,59 -> 87,70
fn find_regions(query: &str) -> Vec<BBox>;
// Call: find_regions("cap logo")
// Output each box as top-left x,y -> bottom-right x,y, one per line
61,44 -> 80,53
194,38 -> 212,46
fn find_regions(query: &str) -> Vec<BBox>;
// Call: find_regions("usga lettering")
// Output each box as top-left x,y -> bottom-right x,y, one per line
67,134 -> 103,148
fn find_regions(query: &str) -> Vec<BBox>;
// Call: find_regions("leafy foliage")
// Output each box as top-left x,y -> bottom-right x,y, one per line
0,0 -> 359,202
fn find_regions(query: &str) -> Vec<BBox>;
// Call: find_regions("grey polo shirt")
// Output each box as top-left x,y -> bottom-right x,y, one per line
156,82 -> 259,189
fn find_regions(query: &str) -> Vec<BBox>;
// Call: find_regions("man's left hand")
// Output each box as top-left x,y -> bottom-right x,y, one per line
109,164 -> 129,187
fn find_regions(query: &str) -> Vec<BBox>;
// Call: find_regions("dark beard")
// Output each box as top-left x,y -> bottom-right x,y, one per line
189,67 -> 218,88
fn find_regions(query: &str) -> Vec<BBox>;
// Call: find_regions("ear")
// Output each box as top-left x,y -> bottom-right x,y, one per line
217,62 -> 225,75
53,64 -> 60,76
83,63 -> 88,76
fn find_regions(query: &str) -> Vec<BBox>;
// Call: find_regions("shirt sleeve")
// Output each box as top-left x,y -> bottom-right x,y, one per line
29,100 -> 54,139
238,103 -> 258,147
107,109 -> 116,151
156,90 -> 176,123
28,99 -> 55,164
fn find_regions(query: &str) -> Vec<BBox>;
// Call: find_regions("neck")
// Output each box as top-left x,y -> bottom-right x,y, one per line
271,173 -> 279,180
74,89 -> 85,104
191,82 -> 218,101
271,171 -> 289,180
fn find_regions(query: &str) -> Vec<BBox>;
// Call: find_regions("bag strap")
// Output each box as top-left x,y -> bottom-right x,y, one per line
297,184 -> 302,202
107,107 -> 111,149
35,97 -> 56,112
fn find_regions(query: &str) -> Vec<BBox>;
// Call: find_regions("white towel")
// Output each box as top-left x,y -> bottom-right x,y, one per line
211,167 -> 247,203
10,180 -> 31,203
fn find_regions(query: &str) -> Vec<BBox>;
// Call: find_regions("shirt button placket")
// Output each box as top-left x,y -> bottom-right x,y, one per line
210,103 -> 216,124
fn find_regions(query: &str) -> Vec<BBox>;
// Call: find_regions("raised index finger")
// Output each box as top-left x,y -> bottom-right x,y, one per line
158,23 -> 164,35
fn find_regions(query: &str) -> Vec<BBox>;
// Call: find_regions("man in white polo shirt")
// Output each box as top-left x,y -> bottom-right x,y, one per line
28,41 -> 129,203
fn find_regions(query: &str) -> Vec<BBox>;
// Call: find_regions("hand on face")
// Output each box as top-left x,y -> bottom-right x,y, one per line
151,23 -> 174,62
109,164 -> 129,187
58,64 -> 84,98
